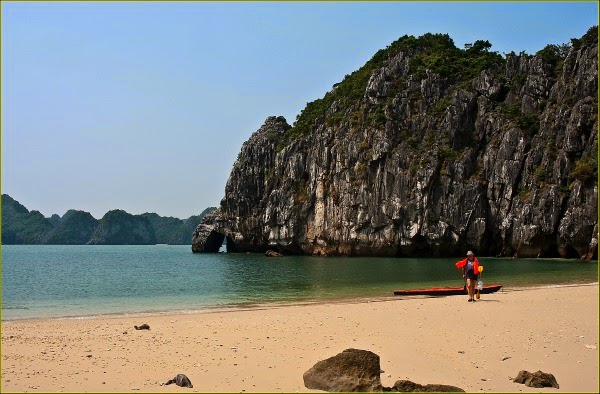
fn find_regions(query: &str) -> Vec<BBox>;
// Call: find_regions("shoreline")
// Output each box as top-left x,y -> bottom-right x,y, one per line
2,283 -> 598,392
2,282 -> 598,324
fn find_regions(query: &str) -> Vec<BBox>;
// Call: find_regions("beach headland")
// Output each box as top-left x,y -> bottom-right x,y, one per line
1,283 -> 598,392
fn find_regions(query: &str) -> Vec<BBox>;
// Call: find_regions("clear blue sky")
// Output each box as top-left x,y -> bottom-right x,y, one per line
2,1 -> 598,219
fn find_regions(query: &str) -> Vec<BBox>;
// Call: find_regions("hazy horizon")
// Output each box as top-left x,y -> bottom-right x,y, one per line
2,1 -> 598,219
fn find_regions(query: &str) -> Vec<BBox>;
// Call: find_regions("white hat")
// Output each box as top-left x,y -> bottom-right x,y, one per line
466,250 -> 474,256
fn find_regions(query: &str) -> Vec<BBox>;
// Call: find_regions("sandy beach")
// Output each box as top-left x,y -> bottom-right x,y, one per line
1,283 -> 598,393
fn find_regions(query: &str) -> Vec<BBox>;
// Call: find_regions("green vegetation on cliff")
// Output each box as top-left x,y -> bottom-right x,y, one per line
87,209 -> 156,245
278,32 -> 504,149
1,194 -> 55,244
276,27 -> 599,153
140,207 -> 216,244
210,27 -> 598,259
140,213 -> 185,244
276,26 -> 598,199
46,210 -> 99,244
1,194 -> 216,245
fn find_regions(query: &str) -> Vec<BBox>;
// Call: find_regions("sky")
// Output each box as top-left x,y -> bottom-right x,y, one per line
2,1 -> 598,220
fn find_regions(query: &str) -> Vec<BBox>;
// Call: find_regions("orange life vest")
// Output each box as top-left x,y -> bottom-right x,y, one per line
455,257 -> 479,274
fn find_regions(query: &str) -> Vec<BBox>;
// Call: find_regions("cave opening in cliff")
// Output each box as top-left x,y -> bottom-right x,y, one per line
218,238 -> 227,253
225,236 -> 240,253
203,231 -> 225,253
205,230 -> 240,253
216,236 -> 240,253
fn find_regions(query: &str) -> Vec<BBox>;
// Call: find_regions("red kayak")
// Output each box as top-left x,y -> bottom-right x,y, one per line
393,284 -> 503,296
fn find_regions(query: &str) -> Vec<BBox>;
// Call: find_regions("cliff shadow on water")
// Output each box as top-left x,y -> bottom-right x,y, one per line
193,27 -> 598,260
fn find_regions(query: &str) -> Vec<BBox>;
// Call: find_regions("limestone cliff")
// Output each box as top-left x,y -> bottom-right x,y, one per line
193,28 -> 598,259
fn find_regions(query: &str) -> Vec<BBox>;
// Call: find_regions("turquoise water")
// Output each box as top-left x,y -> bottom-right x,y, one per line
1,245 -> 597,320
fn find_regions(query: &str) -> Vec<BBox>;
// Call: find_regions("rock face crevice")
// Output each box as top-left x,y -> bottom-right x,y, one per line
193,30 -> 598,259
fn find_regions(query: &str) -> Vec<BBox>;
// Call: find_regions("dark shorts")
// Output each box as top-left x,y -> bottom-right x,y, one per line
466,269 -> 478,281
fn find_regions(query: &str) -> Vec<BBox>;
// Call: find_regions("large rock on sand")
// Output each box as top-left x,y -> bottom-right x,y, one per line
392,380 -> 465,392
303,348 -> 383,392
513,370 -> 559,388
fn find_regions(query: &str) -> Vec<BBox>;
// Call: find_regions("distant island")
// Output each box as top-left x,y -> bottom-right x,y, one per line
1,194 -> 216,245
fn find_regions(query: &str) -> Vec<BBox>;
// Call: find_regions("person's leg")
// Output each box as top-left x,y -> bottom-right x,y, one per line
466,278 -> 474,300
470,279 -> 477,301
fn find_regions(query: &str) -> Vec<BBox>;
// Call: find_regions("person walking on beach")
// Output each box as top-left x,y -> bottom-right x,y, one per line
455,251 -> 480,302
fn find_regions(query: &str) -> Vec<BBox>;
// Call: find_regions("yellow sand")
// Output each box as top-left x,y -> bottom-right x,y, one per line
1,283 -> 598,392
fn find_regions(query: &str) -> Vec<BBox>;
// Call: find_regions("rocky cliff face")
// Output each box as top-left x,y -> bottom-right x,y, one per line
193,29 -> 598,259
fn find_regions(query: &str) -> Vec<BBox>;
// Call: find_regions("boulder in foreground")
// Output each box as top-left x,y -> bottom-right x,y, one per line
303,348 -> 383,392
513,370 -> 559,388
164,373 -> 193,388
304,349 -> 466,392
392,379 -> 465,392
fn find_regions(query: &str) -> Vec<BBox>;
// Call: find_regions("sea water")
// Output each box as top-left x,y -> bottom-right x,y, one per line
1,245 -> 597,320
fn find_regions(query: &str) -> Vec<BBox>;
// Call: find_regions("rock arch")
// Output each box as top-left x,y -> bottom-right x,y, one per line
199,230 -> 225,253
192,211 -> 241,253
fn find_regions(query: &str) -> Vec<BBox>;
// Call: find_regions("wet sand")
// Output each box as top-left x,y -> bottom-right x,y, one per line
1,283 -> 598,392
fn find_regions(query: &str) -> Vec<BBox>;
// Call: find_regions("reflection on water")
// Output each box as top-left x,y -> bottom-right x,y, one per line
2,245 -> 597,320
215,253 -> 596,301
